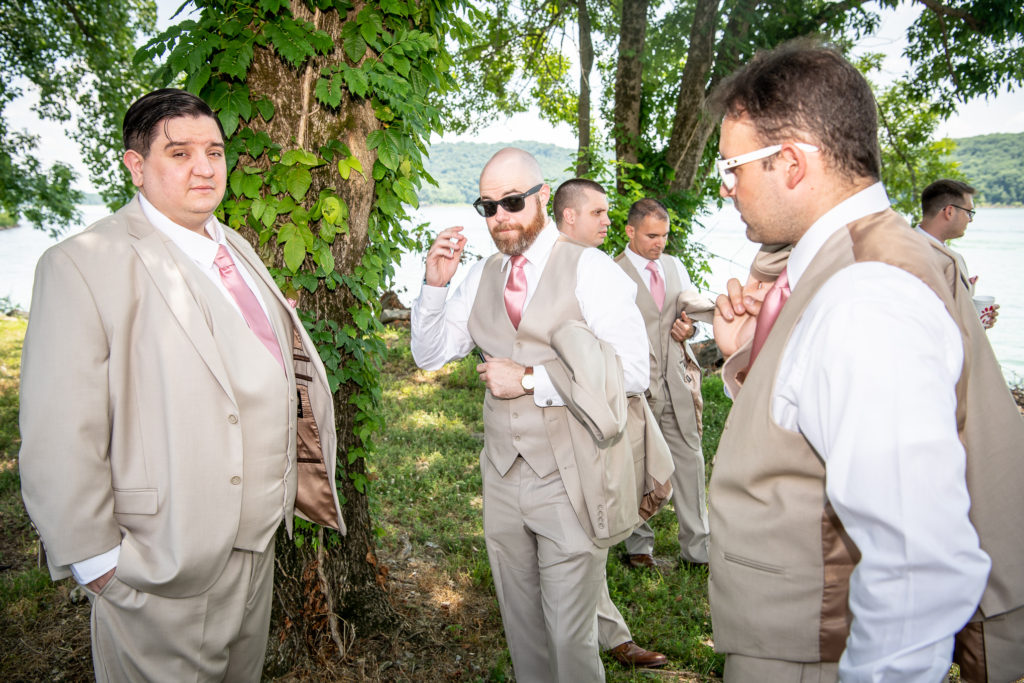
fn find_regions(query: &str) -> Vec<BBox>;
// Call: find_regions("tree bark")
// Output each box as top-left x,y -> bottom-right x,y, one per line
576,0 -> 594,176
241,0 -> 399,674
665,0 -> 721,192
613,0 -> 649,187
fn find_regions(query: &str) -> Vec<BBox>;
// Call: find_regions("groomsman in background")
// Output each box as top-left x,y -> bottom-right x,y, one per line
917,179 -> 999,328
614,199 -> 715,569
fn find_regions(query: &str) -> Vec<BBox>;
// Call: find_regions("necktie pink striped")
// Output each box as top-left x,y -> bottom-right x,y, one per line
214,245 -> 285,372
748,267 -> 791,367
646,261 -> 665,311
504,255 -> 528,329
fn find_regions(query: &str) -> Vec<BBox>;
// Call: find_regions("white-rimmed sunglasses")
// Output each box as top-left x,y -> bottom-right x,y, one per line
716,142 -> 819,190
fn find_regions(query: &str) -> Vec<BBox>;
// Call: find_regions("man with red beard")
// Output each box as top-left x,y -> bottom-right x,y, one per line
411,148 -> 650,681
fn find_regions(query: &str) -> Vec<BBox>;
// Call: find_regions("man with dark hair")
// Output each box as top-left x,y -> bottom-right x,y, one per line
918,178 -> 998,328
20,88 -> 345,681
706,41 -> 1023,681
615,198 -> 715,570
412,149 -> 651,680
552,178 -> 670,670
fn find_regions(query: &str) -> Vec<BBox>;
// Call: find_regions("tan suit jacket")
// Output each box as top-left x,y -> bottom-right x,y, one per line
19,197 -> 344,599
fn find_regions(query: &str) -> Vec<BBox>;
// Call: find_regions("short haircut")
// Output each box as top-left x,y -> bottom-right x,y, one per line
709,40 -> 880,182
123,89 -> 224,156
553,178 -> 606,225
921,179 -> 976,218
626,198 -> 669,227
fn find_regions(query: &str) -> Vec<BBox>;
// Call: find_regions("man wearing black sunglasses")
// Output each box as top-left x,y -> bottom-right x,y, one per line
411,148 -> 650,681
917,179 -> 998,329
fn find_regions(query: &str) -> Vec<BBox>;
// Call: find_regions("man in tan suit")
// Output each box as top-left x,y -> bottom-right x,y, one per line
918,179 -> 998,328
411,149 -> 650,681
552,177 -> 669,670
19,89 -> 345,682
706,42 -> 1023,682
614,199 -> 714,569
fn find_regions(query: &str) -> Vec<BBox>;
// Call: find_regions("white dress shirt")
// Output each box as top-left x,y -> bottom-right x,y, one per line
411,221 -> 649,406
773,183 -> 990,681
71,196 -> 273,586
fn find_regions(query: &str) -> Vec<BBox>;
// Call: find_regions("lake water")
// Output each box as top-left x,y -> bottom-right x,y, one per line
3,202 -> 1021,380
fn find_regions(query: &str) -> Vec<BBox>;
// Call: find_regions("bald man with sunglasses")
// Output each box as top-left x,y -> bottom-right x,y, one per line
411,148 -> 650,681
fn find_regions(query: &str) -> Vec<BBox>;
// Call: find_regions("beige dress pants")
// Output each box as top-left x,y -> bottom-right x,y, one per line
626,405 -> 709,563
482,454 -> 607,682
86,537 -> 276,683
596,581 -> 631,650
724,654 -> 838,683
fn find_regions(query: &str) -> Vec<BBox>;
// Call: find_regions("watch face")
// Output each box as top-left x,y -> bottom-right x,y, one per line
521,372 -> 535,391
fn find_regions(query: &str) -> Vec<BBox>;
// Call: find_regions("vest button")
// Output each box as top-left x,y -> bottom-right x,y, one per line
545,399 -> 552,406
514,434 -> 521,441
230,476 -> 241,485
227,414 -> 239,424
512,412 -> 518,419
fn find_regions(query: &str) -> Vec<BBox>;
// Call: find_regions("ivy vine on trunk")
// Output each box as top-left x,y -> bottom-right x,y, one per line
137,0 -> 469,670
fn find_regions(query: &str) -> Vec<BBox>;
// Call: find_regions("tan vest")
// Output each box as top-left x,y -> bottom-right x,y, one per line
708,209 -> 1024,662
467,240 -> 586,478
187,256 -> 292,552
615,253 -> 702,446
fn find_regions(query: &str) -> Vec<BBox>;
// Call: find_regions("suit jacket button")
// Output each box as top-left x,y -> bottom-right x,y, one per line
228,414 -> 239,424
513,434 -> 520,441
230,476 -> 242,485
545,399 -> 552,406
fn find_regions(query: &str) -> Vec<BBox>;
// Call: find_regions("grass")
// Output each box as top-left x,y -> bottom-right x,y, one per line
0,319 -> 730,681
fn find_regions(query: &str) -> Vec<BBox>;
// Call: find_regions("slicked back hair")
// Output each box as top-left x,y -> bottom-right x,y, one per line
626,198 -> 669,227
553,178 -> 606,225
921,179 -> 976,218
709,40 -> 880,183
123,88 -> 225,157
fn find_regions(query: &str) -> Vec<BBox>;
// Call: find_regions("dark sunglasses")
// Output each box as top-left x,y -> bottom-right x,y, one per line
473,184 -> 543,217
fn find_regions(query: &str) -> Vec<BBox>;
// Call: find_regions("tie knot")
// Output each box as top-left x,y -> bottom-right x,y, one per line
214,244 -> 234,270
511,254 -> 527,269
645,261 -> 659,275
775,267 -> 791,294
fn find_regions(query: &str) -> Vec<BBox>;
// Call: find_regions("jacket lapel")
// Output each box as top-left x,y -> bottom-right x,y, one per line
124,197 -> 236,403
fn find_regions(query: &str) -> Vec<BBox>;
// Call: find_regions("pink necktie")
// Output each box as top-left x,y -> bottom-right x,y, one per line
748,267 -> 791,367
504,255 -> 528,329
214,245 -> 285,372
646,261 -> 665,311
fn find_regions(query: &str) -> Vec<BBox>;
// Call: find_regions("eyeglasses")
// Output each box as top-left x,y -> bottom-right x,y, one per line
950,204 -> 976,221
716,143 -> 819,191
473,184 -> 543,217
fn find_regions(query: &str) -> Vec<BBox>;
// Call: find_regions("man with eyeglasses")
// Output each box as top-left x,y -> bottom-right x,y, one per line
705,41 -> 1024,682
410,148 -> 650,681
917,179 -> 998,329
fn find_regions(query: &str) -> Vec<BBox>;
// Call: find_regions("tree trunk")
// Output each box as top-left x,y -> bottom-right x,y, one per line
613,0 -> 649,188
665,0 -> 722,192
240,0 -> 398,673
576,0 -> 594,176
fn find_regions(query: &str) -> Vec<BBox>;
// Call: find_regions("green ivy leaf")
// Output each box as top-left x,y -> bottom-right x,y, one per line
321,196 -> 342,224
259,0 -> 289,12
229,168 -> 245,197
283,234 -> 307,272
314,243 -> 335,273
186,64 -> 212,94
241,173 -> 262,199
343,66 -> 369,98
337,160 -> 351,180
315,71 -> 344,108
254,97 -> 274,121
393,177 -> 418,207
251,197 -> 267,221
219,41 -> 254,80
281,149 -> 321,167
344,33 -> 367,63
285,166 -> 312,201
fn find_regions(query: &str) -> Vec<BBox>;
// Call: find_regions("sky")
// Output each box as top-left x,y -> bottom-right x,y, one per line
8,0 -> 1023,191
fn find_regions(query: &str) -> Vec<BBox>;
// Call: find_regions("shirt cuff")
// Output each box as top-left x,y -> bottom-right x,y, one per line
532,365 -> 564,407
71,545 -> 120,585
418,284 -> 449,309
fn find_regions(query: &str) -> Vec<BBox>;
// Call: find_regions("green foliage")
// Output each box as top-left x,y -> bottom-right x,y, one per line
947,133 -> 1024,206
420,140 -> 574,204
142,0 -> 467,545
0,0 -> 156,232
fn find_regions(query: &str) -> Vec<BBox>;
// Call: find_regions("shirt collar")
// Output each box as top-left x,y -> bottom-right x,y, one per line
624,243 -> 657,275
915,224 -> 944,245
788,182 -> 890,289
137,193 -> 224,269
500,219 -> 558,270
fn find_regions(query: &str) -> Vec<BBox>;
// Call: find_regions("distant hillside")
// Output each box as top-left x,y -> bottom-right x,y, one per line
420,141 -> 574,205
948,132 -> 1024,206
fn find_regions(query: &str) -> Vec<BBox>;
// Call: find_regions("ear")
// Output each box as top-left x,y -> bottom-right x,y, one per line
562,206 -> 576,226
778,142 -> 810,189
123,150 -> 145,189
625,224 -> 636,241
538,183 -> 551,208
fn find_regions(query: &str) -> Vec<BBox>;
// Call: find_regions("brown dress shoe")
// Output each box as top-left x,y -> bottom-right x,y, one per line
609,641 -> 668,668
628,553 -> 657,568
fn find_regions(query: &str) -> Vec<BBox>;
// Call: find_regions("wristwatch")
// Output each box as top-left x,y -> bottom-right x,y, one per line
520,366 -> 535,394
